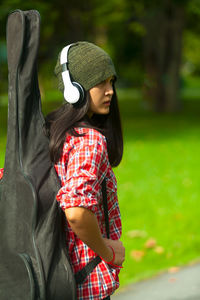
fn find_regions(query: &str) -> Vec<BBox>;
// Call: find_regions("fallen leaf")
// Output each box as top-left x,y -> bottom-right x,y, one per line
130,250 -> 145,262
144,238 -> 157,249
168,266 -> 180,273
169,277 -> 177,283
154,246 -> 165,254
126,230 -> 147,239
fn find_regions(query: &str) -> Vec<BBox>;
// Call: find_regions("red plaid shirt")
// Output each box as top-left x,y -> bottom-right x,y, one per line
0,127 -> 122,299
55,127 -> 122,300
0,168 -> 3,180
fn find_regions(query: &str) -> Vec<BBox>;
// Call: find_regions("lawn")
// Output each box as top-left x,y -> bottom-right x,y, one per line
1,88 -> 200,289
116,88 -> 200,287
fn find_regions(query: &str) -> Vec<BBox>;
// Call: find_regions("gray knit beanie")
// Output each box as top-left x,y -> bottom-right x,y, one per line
54,41 -> 116,93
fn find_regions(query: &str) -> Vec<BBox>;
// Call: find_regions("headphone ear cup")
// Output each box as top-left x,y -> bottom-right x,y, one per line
60,44 -> 85,105
72,82 -> 85,104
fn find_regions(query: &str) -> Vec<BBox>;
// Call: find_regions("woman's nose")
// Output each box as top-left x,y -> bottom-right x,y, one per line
105,83 -> 114,96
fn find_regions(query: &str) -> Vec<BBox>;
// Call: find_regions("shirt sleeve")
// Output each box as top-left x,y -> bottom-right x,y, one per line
0,168 -> 3,180
56,133 -> 109,213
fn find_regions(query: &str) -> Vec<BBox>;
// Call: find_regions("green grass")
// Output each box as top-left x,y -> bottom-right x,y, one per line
115,90 -> 200,287
1,88 -> 200,289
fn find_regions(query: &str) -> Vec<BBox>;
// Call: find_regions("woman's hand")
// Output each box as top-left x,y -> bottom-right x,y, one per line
103,238 -> 125,266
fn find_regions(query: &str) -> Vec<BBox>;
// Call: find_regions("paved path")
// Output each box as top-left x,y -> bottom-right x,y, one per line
112,263 -> 200,300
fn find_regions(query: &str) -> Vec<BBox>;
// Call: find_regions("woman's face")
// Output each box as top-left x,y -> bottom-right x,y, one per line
88,76 -> 114,116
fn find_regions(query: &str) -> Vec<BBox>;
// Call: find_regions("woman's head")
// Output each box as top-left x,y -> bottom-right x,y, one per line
54,41 -> 116,102
46,41 -> 123,166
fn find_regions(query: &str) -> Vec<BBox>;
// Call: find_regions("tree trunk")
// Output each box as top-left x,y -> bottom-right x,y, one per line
143,0 -> 185,112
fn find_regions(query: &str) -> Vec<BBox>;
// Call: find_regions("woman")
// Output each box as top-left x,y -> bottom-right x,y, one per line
47,41 -> 125,299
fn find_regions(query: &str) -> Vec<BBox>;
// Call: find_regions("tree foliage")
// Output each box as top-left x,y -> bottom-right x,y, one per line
1,0 -> 200,111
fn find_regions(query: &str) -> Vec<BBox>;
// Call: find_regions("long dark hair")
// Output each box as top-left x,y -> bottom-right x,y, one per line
45,86 -> 123,167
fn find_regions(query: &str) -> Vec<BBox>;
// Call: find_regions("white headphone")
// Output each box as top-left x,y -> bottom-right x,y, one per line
60,44 -> 85,104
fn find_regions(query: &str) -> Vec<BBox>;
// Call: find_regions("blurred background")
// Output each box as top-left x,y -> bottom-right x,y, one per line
1,0 -> 200,289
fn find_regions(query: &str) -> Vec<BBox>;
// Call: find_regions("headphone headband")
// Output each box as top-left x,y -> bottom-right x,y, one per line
60,44 -> 72,66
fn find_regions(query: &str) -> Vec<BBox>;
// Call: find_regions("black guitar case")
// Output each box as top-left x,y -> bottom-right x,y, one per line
0,10 -> 77,300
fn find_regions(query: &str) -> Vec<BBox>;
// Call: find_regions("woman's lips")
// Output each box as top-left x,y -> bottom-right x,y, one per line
103,100 -> 111,106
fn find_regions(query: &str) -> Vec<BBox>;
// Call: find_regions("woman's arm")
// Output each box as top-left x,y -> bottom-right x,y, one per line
65,206 -> 125,265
